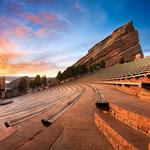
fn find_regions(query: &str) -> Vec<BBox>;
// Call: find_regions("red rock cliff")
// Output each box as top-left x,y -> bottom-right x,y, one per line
74,21 -> 144,67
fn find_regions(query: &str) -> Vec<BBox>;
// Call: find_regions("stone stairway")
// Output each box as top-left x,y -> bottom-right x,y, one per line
93,84 -> 150,150
95,111 -> 150,150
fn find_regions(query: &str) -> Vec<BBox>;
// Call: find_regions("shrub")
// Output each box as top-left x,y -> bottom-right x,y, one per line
34,75 -> 41,88
99,60 -> 106,68
119,57 -> 125,64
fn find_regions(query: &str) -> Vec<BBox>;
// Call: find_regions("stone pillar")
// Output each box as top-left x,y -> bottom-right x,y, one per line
0,77 -> 5,100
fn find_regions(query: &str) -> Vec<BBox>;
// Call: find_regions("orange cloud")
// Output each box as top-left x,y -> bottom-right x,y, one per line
23,12 -> 57,25
0,60 -> 56,76
35,28 -> 46,37
24,13 -> 42,24
0,37 -> 58,76
40,12 -> 56,22
13,26 -> 31,37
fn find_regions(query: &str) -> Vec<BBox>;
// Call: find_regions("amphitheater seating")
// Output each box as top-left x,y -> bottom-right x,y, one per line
0,84 -> 85,127
95,57 -> 150,81
92,58 -> 150,100
94,84 -> 150,150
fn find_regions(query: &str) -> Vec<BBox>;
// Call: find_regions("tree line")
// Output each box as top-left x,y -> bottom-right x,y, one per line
18,75 -> 47,93
56,59 -> 106,82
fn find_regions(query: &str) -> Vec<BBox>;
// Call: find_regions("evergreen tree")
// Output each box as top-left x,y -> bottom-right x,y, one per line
57,71 -> 63,81
18,77 -> 27,93
29,80 -> 35,90
41,75 -> 47,87
34,75 -> 41,88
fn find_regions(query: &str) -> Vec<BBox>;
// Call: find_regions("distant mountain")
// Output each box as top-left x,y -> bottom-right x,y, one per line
6,76 -> 55,89
5,76 -> 19,83
6,76 -> 34,89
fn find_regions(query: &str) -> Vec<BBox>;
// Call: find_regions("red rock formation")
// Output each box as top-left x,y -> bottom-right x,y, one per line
74,21 -> 144,67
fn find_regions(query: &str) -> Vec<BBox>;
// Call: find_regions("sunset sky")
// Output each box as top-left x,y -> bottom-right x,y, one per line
0,0 -> 150,77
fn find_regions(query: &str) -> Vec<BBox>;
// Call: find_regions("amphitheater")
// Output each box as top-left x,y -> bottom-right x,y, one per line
0,56 -> 149,150
0,22 -> 150,150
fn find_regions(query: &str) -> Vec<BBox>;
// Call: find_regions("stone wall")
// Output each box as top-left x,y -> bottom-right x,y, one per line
109,103 -> 150,137
74,21 -> 143,68
105,83 -> 150,101
95,113 -> 138,150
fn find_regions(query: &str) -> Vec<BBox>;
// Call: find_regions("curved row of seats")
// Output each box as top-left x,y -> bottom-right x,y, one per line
96,57 -> 150,81
0,84 -> 85,126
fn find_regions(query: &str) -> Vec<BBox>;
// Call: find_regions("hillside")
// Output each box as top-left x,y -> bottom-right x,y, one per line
75,56 -> 150,83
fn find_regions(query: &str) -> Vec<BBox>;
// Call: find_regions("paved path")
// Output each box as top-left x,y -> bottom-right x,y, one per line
48,85 -> 113,150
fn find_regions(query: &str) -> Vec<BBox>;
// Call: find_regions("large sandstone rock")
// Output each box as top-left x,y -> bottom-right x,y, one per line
74,21 -> 144,67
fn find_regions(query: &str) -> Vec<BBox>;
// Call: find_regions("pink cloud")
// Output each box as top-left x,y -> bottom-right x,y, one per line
0,37 -> 28,62
23,12 -> 57,25
0,37 -> 57,76
35,28 -> 46,37
13,26 -> 32,37
40,12 -> 57,22
24,13 -> 42,24
0,16 -> 32,38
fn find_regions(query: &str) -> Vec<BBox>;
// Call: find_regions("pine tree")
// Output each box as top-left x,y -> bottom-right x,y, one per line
18,77 -> 27,93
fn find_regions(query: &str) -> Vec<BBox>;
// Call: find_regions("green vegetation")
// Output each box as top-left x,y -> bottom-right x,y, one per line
29,80 -> 35,90
119,57 -> 125,64
57,64 -> 88,81
18,77 -> 28,93
28,75 -> 48,91
89,60 -> 106,72
41,75 -> 47,87
34,75 -> 41,88
89,64 -> 97,72
57,61 -> 106,81
99,59 -> 106,68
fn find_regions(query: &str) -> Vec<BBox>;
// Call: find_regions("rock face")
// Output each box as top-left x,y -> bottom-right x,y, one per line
74,21 -> 144,67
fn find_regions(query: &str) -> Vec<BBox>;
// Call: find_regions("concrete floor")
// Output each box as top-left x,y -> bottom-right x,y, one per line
0,84 -> 113,150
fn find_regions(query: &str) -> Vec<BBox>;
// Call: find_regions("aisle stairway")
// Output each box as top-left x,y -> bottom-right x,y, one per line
93,84 -> 150,150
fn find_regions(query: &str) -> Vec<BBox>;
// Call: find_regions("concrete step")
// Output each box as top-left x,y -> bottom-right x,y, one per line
109,102 -> 150,137
17,124 -> 64,150
94,84 -> 150,118
0,126 -> 16,142
95,110 -> 150,150
94,84 -> 150,136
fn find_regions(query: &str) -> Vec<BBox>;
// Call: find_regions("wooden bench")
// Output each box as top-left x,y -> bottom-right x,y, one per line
94,88 -> 109,111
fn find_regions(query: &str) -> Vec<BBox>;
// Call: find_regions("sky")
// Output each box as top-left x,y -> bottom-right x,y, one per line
0,0 -> 150,77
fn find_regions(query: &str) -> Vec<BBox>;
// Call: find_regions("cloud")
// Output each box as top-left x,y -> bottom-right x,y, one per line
0,60 -> 57,76
0,16 -> 32,38
73,2 -> 85,14
32,13 -> 71,38
13,26 -> 32,37
22,12 -> 57,25
40,12 -> 57,22
24,13 -> 43,24
35,28 -> 46,37
0,37 -> 59,76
